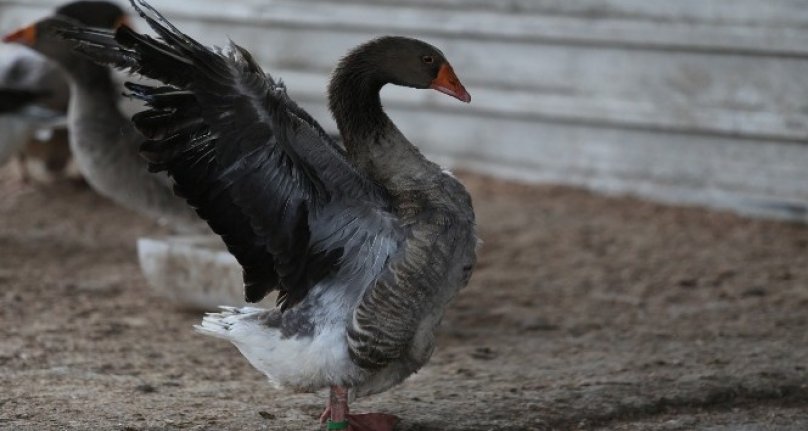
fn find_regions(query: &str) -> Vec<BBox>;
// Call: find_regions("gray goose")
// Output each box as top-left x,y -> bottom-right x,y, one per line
3,2 -> 204,232
63,1 -> 477,430
0,1 -> 114,177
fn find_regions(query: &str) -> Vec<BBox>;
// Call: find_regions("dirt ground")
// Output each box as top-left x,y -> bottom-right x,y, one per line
1,163 -> 807,431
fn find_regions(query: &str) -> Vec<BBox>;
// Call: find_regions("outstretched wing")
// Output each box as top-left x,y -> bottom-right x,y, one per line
61,0 -> 403,309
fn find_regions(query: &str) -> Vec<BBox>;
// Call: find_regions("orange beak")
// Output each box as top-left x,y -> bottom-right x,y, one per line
430,63 -> 471,103
113,14 -> 133,29
2,24 -> 36,45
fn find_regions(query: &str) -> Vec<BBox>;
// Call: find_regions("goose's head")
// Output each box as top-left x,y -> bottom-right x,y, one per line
3,1 -> 129,66
333,36 -> 471,103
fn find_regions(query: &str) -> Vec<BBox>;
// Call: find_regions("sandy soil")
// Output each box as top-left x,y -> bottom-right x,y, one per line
1,164 -> 807,431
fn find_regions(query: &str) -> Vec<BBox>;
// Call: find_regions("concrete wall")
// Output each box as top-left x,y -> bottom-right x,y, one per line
2,0 -> 808,220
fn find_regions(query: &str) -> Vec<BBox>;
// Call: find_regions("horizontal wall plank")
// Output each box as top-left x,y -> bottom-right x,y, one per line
266,0 -> 808,28
3,0 -> 808,55
129,1 -> 808,56
9,0 -> 808,27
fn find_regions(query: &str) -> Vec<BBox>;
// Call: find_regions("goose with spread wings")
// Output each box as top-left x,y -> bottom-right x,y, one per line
62,1 -> 477,429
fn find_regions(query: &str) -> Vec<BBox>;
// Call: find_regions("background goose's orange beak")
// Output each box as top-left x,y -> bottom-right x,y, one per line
430,63 -> 471,103
113,15 -> 133,29
2,24 -> 36,45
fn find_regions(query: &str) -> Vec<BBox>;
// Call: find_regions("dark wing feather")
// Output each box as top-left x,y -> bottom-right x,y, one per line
60,0 -> 402,309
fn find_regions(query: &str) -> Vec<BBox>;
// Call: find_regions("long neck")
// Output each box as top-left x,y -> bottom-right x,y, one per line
59,57 -> 119,109
58,56 -> 135,163
328,62 -> 439,188
328,60 -> 389,151
53,53 -> 130,146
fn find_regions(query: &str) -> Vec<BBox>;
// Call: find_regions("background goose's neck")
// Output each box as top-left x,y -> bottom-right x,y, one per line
63,58 -> 136,170
59,59 -> 200,231
57,55 -> 129,146
60,59 -> 118,107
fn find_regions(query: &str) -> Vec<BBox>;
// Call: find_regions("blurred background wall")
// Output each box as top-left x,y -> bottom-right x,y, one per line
2,0 -> 807,221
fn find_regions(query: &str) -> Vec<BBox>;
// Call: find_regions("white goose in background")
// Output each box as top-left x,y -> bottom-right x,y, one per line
3,1 -> 205,232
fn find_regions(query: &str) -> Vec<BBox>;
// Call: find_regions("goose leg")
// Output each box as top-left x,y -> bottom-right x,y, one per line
320,386 -> 398,431
15,153 -> 31,184
326,385 -> 349,428
319,405 -> 332,424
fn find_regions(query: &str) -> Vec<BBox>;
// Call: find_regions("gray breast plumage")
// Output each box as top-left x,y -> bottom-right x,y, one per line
348,172 -> 477,397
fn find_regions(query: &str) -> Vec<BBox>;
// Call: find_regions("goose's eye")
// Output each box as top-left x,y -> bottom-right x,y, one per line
422,55 -> 434,64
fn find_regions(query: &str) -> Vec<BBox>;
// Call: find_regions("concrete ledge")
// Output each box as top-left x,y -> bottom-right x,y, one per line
137,236 -> 246,309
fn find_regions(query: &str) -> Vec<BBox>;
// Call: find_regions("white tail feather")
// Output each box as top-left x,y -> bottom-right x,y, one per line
193,306 -> 264,340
